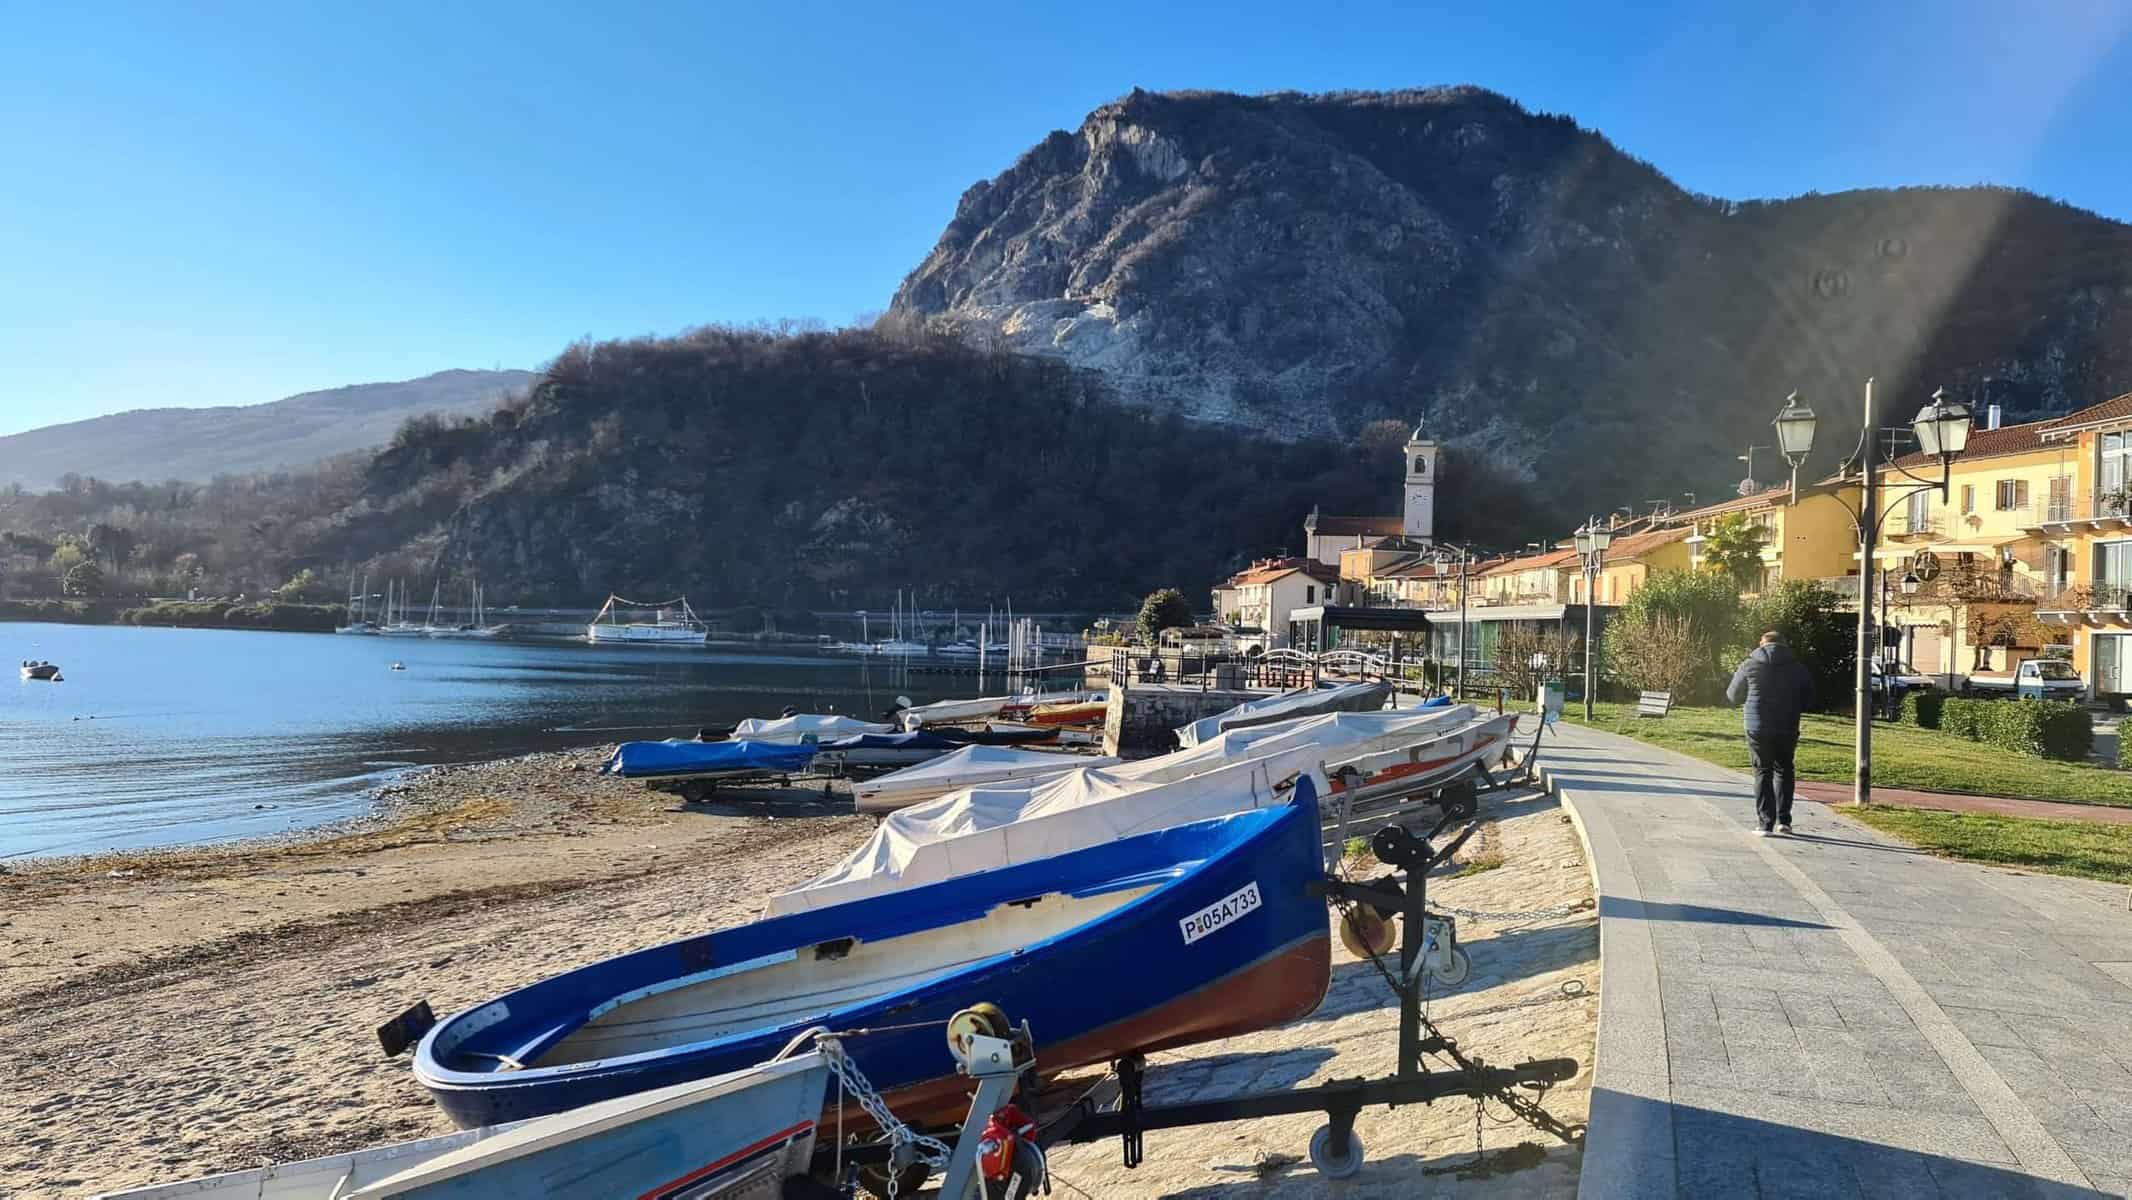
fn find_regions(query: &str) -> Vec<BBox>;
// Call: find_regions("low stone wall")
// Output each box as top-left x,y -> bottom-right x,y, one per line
1103,682 -> 1269,757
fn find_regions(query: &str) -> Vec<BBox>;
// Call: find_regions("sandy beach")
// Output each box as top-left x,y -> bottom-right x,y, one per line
0,753 -> 1595,1198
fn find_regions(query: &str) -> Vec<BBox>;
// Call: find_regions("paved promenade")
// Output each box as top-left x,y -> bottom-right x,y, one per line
1542,721 -> 2132,1199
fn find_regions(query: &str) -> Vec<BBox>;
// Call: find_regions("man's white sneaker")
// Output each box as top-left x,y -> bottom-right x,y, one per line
1779,823 -> 1793,835
1756,828 -> 1772,837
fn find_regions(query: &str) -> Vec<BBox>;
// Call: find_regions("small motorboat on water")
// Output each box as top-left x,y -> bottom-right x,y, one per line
412,784 -> 1330,1131
852,743 -> 1118,813
603,739 -> 817,781
20,660 -> 61,682
98,1052 -> 832,1199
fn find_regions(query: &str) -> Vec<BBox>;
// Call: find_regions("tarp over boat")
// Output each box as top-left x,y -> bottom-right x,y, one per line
897,696 -> 1010,728
770,746 -> 1326,915
771,703 -> 1478,915
731,714 -> 894,743
603,739 -> 817,779
1175,680 -> 1392,747
853,744 -> 1117,813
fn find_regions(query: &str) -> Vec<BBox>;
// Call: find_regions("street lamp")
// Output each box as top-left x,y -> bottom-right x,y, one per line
1572,517 -> 1614,720
1770,380 -> 1970,804
1773,391 -> 1818,498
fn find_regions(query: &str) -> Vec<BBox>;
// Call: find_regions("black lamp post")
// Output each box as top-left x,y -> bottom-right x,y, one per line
1572,517 -> 1615,720
1774,380 -> 1971,804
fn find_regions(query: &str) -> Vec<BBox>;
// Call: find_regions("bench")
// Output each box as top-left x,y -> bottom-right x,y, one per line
1636,690 -> 1674,718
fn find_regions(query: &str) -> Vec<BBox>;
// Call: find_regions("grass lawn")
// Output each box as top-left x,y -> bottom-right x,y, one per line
1843,806 -> 2132,886
1564,702 -> 2132,809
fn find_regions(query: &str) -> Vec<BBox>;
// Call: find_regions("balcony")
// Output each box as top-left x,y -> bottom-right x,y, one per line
2036,583 -> 2132,627
2019,490 -> 2131,535
1886,512 -> 1946,542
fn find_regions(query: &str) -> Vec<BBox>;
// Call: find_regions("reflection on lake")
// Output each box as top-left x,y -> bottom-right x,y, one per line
0,623 -> 988,859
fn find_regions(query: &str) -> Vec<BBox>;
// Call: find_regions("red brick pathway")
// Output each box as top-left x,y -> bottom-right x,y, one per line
1794,780 -> 2132,825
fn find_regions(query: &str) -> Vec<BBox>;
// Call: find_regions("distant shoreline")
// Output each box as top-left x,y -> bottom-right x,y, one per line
0,597 -> 344,632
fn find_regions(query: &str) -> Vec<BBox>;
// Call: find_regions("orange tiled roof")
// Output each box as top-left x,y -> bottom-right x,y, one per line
1599,525 -> 1691,564
1890,418 -> 2050,468
1224,557 -> 1341,587
1477,548 -> 1577,576
2042,391 -> 2132,436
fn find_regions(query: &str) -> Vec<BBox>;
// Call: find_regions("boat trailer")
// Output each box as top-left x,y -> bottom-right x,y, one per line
1037,790 -> 1582,1180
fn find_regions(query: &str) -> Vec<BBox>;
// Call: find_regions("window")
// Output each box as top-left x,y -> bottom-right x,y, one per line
1905,490 -> 1932,533
1305,585 -> 1315,604
2103,433 -> 2132,516
1961,484 -> 1974,514
1994,479 -> 2027,511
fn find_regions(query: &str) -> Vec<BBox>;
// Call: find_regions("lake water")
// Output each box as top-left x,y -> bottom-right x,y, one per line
0,622 -> 993,859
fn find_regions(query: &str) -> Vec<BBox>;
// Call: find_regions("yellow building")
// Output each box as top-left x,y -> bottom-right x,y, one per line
1475,549 -> 1577,605
1565,526 -> 1692,604
1665,483 -> 1862,592
1869,416 -> 2070,682
2027,392 -> 2132,698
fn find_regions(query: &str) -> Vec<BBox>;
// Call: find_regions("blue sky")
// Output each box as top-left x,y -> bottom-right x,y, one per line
4,0 -> 2128,436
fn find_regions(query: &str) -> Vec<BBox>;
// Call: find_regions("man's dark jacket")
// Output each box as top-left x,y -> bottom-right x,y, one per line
1727,642 -> 1816,736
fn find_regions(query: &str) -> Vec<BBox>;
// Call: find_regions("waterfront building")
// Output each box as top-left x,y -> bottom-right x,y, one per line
1210,556 -> 1340,652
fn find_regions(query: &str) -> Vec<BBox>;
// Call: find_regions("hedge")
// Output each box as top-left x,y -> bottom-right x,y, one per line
1929,696 -> 2092,762
1898,690 -> 1945,730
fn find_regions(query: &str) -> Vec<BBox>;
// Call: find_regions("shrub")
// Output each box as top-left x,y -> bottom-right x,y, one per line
1609,612 -> 1714,699
1136,587 -> 1193,645
1936,696 -> 2091,762
1739,581 -> 1852,709
1605,569 -> 1739,703
1899,690 -> 1945,729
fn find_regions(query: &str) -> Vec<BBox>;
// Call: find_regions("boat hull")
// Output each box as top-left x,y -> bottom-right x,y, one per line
587,623 -> 708,645
415,789 -> 1329,1130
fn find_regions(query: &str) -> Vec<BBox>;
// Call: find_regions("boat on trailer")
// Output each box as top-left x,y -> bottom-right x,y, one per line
603,738 -> 818,781
586,594 -> 709,645
412,784 -> 1330,1131
98,1053 -> 830,1199
813,729 -> 963,770
852,743 -> 1116,813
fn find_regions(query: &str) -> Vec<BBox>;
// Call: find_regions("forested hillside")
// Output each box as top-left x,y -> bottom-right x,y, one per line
0,327 -> 1531,609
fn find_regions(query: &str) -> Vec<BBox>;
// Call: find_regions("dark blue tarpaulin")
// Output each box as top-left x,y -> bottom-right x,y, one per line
603,739 -> 817,779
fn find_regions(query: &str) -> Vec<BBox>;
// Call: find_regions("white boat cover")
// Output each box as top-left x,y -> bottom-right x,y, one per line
731,714 -> 894,743
898,696 -> 1011,728
772,703 -> 1482,915
853,744 -> 1118,813
1175,680 -> 1392,747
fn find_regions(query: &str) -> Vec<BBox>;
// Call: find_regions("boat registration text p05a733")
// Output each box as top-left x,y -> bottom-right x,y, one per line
1179,881 -> 1262,944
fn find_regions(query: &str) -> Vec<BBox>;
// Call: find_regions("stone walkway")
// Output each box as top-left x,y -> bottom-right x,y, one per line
1793,781 -> 2132,826
1541,721 -> 2132,1199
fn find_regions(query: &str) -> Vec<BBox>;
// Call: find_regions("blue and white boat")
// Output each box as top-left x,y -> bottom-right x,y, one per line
414,781 -> 1330,1130
602,739 -> 817,781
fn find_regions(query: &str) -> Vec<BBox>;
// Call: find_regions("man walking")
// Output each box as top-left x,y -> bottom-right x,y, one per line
1727,631 -> 1815,835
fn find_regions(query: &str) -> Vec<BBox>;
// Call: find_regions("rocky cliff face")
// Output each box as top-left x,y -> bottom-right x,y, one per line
891,87 -> 2132,502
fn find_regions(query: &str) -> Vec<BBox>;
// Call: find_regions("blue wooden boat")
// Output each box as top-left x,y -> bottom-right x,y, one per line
602,738 -> 817,780
415,779 -> 1330,1130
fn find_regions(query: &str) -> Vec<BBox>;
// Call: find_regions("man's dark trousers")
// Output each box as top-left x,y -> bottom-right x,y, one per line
1746,731 -> 1798,830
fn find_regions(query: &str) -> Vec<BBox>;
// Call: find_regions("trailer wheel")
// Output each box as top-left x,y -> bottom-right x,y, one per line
1309,1124 -> 1365,1179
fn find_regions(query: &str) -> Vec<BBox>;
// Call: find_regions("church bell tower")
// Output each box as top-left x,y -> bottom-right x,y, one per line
1403,421 -> 1437,542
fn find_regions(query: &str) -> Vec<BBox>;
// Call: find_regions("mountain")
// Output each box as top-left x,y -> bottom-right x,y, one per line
891,87 -> 2132,515
0,368 -> 538,490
